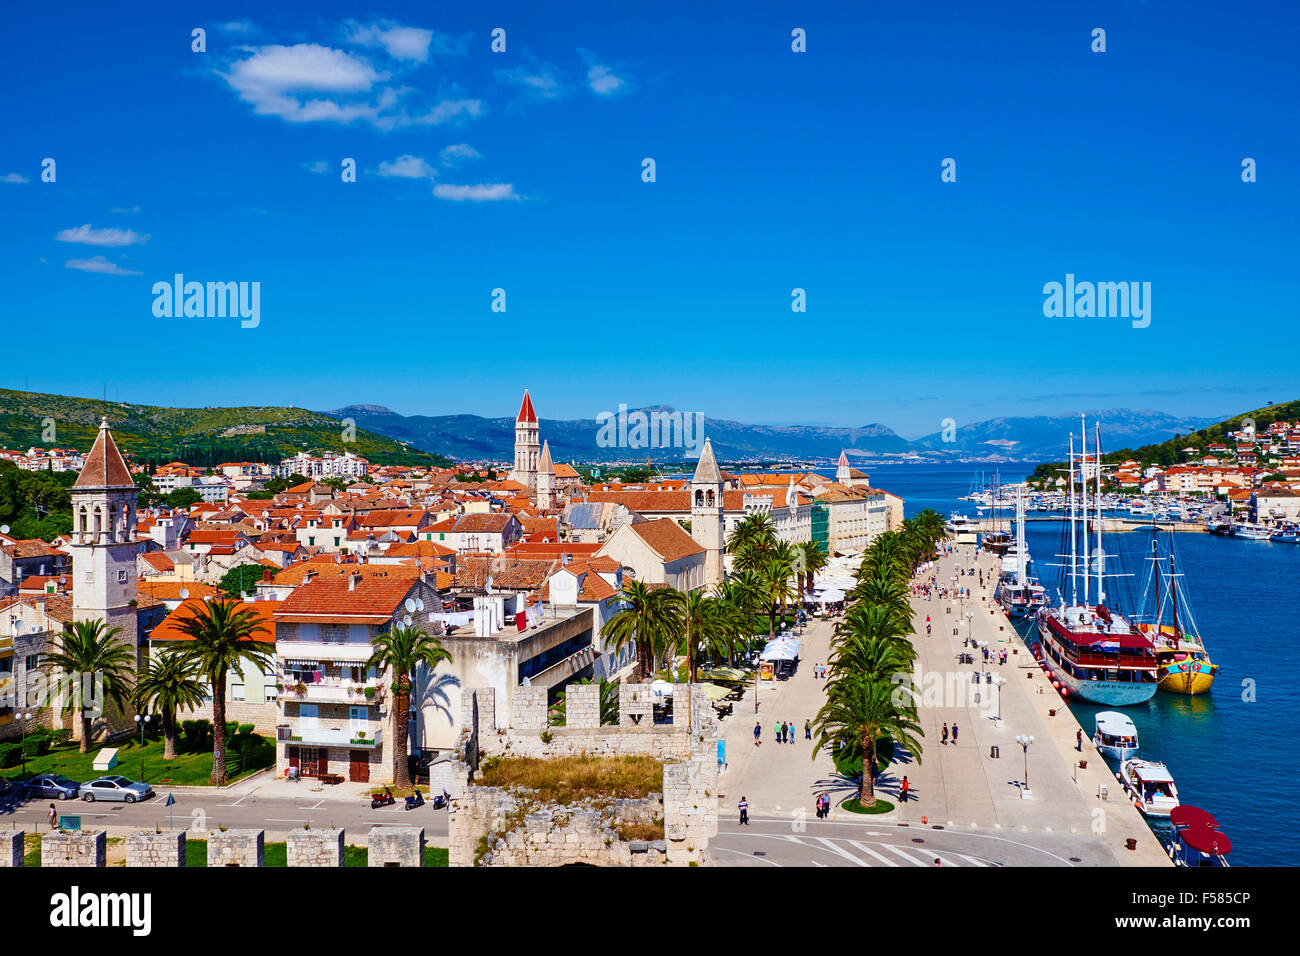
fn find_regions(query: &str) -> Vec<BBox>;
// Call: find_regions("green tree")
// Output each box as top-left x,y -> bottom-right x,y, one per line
132,650 -> 207,760
813,674 -> 923,808
365,624 -> 453,789
219,563 -> 274,598
164,487 -> 202,509
601,580 -> 686,682
42,619 -> 137,754
168,599 -> 274,784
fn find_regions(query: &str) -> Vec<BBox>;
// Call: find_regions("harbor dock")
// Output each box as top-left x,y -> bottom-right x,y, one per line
968,517 -> 1205,533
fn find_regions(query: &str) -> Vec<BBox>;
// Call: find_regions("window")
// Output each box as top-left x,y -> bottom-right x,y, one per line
25,655 -> 39,670
263,683 -> 277,702
231,683 -> 245,702
117,570 -> 128,582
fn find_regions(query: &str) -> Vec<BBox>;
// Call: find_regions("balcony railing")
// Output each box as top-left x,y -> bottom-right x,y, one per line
282,679 -> 385,705
277,725 -> 383,749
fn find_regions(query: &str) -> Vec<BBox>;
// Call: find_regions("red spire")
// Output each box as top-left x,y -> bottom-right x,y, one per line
74,417 -> 135,489
516,388 -> 537,424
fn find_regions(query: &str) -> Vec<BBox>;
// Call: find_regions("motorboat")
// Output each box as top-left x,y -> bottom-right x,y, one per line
1093,711 -> 1139,760
1120,758 -> 1180,817
1168,805 -> 1231,867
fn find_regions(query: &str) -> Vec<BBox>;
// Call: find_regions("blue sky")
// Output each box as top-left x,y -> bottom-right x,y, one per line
2,0 -> 1297,438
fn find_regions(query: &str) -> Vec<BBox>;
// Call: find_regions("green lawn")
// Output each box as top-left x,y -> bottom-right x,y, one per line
0,734 -> 274,788
841,797 -> 896,815
185,839 -> 447,867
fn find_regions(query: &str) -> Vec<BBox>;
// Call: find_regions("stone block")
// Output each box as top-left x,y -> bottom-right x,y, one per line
42,830 -> 106,867
513,686 -> 549,732
208,828 -> 264,867
126,829 -> 186,867
1,830 -> 24,867
368,826 -> 424,867
286,827 -> 345,867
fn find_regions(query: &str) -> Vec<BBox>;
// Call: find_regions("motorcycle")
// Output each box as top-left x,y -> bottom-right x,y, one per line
371,788 -> 395,809
404,790 -> 425,811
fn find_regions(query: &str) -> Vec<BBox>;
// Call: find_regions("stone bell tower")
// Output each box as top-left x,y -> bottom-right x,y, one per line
508,388 -> 541,488
690,438 -> 725,586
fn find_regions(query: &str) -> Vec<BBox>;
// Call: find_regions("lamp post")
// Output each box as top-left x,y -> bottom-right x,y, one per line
1015,733 -> 1034,796
18,712 -> 34,778
134,714 -> 154,783
993,677 -> 1005,725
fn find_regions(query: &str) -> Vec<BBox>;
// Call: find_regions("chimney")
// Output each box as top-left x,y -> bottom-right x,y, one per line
348,571 -> 362,591
304,569 -> 317,584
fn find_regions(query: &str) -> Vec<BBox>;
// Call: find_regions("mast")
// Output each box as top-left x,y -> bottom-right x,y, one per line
1095,421 -> 1104,607
1152,522 -> 1162,640
1169,527 -> 1181,649
1081,416 -> 1090,607
1016,484 -> 1027,585
1068,433 -> 1078,606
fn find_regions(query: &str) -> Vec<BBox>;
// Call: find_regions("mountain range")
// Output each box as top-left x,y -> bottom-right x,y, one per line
325,404 -> 1221,465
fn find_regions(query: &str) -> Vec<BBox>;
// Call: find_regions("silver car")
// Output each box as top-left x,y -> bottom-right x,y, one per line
80,775 -> 153,803
24,774 -> 81,800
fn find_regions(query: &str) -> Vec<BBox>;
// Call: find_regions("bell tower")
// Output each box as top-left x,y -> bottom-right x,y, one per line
690,438 -> 725,586
537,440 -> 555,509
508,388 -> 541,488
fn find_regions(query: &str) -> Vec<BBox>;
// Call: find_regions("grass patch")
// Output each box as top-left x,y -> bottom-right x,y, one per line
614,820 -> 665,842
183,839 -> 448,866
24,832 -> 41,866
477,755 -> 664,805
0,735 -> 274,788
841,797 -> 896,815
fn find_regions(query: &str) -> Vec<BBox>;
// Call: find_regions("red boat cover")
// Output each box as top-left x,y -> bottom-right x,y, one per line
1171,806 -> 1232,855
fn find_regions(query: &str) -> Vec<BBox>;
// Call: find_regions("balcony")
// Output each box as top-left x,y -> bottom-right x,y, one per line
281,678 -> 385,706
278,725 -> 383,750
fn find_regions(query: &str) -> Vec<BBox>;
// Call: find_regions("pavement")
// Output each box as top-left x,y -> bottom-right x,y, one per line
711,541 -> 1171,867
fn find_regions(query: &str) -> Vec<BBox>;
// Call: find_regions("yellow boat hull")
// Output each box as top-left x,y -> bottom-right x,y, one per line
1157,667 -> 1215,696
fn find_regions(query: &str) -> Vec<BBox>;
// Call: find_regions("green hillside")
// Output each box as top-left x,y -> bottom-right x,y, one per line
1030,398 -> 1300,481
0,388 -> 452,469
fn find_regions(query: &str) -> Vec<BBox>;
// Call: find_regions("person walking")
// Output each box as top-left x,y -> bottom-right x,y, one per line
942,722 -> 949,746
775,720 -> 783,744
952,722 -> 959,746
738,796 -> 750,825
805,718 -> 812,740
48,803 -> 58,829
754,721 -> 762,747
900,775 -> 910,803
1076,728 -> 1083,752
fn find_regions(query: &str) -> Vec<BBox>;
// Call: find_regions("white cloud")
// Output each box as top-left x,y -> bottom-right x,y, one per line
218,20 -> 257,35
218,42 -> 483,130
2,172 -> 29,184
55,224 -> 150,247
65,256 -> 142,276
378,155 -> 436,179
579,49 -> 631,97
346,21 -> 433,63
302,160 -> 329,174
496,60 -> 568,100
433,183 -> 519,202
109,205 -> 141,213
440,143 -> 481,165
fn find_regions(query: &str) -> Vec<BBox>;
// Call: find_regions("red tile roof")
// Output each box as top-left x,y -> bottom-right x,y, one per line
74,419 -> 135,489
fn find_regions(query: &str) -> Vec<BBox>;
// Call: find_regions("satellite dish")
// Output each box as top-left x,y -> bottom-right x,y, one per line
415,598 -> 424,611
404,598 -> 416,614
403,614 -> 413,627
180,588 -> 190,600
0,525 -> 8,535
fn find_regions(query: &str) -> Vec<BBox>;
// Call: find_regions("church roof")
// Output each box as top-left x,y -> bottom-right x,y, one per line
691,438 -> 722,484
538,440 -> 554,473
837,450 -> 849,468
74,418 -> 135,489
517,389 -> 538,424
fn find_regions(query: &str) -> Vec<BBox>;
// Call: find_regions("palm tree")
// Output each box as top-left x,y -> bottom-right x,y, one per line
169,599 -> 274,785
42,619 -> 137,754
846,568 -> 914,634
133,649 -> 207,760
366,624 -> 453,790
795,540 -> 829,597
859,531 -> 912,583
759,553 -> 799,643
677,590 -> 735,683
812,674 -> 923,808
727,512 -> 776,555
601,580 -> 686,681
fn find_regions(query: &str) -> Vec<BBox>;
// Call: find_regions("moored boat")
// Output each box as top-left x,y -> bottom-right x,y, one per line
1231,522 -> 1272,540
1121,758 -> 1180,817
1093,711 -> 1139,760
1168,806 -> 1232,867
1137,527 -> 1218,696
1271,524 -> 1300,543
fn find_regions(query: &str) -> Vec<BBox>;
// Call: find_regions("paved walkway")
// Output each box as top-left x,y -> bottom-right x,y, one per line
713,541 -> 1170,867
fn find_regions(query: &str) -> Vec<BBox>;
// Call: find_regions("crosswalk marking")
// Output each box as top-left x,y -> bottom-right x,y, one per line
847,840 -> 903,866
882,843 -> 934,866
811,837 -> 872,866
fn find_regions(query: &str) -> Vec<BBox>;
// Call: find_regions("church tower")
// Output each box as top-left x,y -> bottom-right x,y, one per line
836,449 -> 851,484
690,438 -> 725,586
66,418 -> 141,737
508,388 -> 541,488
536,440 -> 555,510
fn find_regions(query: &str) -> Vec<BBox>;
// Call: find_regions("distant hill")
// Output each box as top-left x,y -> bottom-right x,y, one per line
327,403 -> 1219,464
0,388 -> 452,468
1096,399 -> 1300,467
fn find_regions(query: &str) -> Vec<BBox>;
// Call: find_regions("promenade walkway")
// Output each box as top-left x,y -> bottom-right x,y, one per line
713,540 -> 1170,867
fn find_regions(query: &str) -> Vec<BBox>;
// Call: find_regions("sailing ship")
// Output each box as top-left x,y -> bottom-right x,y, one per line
1138,526 -> 1218,695
980,472 -> 1014,555
1035,418 -> 1159,706
997,486 -> 1048,617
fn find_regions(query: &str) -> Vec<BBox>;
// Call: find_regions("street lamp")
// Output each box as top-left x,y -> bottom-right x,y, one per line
992,677 -> 1006,724
134,714 -> 154,783
1015,734 -> 1034,796
18,712 -> 34,777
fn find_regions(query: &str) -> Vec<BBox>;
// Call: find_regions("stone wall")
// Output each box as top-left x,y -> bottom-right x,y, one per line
42,830 -> 106,867
1,830 -> 24,867
126,829 -> 186,867
566,683 -> 601,729
286,827 -> 344,867
619,684 -> 654,726
208,828 -> 264,867
368,826 -> 424,866
663,758 -> 718,865
512,685 -> 549,732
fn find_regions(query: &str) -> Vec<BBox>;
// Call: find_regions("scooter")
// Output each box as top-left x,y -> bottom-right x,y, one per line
431,789 -> 450,810
404,790 -> 425,810
371,788 -> 395,809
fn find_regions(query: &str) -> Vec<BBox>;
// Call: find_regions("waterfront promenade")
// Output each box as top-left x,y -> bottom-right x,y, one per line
711,540 -> 1171,867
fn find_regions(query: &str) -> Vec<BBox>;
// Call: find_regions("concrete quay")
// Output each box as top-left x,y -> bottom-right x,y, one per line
710,540 -> 1171,867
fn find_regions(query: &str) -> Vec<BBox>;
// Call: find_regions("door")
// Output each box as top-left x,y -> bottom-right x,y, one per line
349,706 -> 368,735
349,750 -> 370,783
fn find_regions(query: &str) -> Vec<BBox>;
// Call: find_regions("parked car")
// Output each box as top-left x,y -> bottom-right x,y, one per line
24,774 -> 81,800
80,776 -> 153,803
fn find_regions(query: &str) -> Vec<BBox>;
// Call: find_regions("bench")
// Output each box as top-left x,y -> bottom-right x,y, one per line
320,773 -> 344,786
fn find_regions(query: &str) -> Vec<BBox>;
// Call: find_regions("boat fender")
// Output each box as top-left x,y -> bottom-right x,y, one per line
921,816 -> 928,825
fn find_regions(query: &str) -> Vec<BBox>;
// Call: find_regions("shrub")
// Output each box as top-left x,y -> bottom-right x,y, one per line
224,721 -> 239,739
236,723 -> 254,737
0,742 -> 22,768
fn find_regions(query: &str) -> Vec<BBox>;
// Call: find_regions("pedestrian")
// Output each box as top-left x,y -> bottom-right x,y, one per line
738,796 -> 750,825
1076,728 -> 1083,752
900,776 -> 910,803
775,720 -> 782,743
815,793 -> 824,819
942,722 -> 949,745
48,803 -> 58,829
754,721 -> 762,747
805,718 -> 812,740
934,858 -> 942,867
952,723 -> 959,746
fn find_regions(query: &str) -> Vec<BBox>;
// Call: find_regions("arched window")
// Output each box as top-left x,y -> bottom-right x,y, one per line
706,490 -> 715,507
78,506 -> 88,542
694,489 -> 704,507
93,506 -> 103,541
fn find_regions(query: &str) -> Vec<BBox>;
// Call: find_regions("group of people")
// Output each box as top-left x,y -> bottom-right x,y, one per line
941,721 -> 960,746
754,719 -> 811,746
